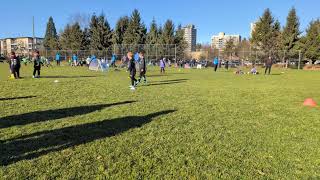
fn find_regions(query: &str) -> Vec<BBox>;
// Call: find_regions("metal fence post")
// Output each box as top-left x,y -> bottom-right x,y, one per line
298,50 -> 301,70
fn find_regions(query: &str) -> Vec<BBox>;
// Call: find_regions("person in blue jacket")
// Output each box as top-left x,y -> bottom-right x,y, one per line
72,54 -> 78,66
213,57 -> 219,72
55,52 -> 61,66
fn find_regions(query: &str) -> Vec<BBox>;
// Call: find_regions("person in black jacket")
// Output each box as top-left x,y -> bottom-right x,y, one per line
32,50 -> 43,78
9,52 -> 21,79
137,50 -> 147,85
265,56 -> 273,75
127,52 -> 137,90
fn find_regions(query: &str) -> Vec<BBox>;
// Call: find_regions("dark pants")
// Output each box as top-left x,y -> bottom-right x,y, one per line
139,70 -> 146,83
160,67 -> 165,73
214,64 -> 218,72
130,72 -> 137,86
56,61 -> 60,66
33,66 -> 41,76
265,65 -> 272,74
11,65 -> 20,78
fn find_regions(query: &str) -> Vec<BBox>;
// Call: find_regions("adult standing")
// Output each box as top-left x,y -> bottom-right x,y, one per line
72,54 -> 78,66
225,60 -> 229,70
213,57 -> 219,72
55,52 -> 61,66
265,56 -> 273,75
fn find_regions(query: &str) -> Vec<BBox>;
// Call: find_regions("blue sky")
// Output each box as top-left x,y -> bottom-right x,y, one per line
0,0 -> 319,43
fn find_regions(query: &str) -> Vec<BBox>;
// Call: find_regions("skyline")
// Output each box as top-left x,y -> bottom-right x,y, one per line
0,0 -> 319,43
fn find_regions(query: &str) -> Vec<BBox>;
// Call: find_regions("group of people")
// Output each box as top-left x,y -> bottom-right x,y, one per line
127,50 -> 147,90
212,56 -> 273,75
8,50 -> 43,79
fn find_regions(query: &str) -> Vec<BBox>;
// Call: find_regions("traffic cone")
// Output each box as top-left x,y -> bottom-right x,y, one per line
303,98 -> 317,107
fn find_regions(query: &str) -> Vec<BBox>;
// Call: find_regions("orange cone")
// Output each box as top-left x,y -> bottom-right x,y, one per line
303,98 -> 317,107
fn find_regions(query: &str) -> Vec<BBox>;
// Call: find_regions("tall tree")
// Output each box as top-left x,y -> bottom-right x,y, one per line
59,24 -> 72,50
123,9 -> 147,45
69,23 -> 84,50
146,18 -> 158,44
43,16 -> 59,50
89,14 -> 113,50
251,9 -> 280,56
303,20 -> 320,64
282,7 -> 300,58
224,39 -> 235,60
112,16 -> 129,45
161,19 -> 175,44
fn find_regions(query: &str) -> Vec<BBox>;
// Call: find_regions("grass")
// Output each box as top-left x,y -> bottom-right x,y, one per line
0,63 -> 320,179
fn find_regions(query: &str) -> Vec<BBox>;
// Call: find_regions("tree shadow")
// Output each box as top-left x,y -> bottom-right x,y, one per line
0,96 -> 37,101
0,110 -> 176,166
0,101 -> 135,129
41,75 -> 100,79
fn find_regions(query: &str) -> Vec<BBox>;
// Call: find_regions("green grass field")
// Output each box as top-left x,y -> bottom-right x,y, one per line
0,63 -> 319,179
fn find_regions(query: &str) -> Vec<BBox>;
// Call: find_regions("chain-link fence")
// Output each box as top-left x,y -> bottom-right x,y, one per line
204,49 -> 305,69
39,44 -> 177,63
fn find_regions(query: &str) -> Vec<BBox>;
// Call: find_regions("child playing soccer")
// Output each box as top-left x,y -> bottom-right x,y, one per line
32,50 -> 43,78
127,52 -> 137,90
137,50 -> 147,85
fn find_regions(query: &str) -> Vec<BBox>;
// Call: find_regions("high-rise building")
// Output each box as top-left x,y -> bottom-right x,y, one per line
211,32 -> 241,49
183,24 -> 197,52
250,22 -> 257,37
0,37 -> 43,55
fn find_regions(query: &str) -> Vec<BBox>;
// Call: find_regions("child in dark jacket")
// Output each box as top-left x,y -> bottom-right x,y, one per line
32,50 -> 43,78
9,52 -> 21,79
127,52 -> 137,90
137,50 -> 147,85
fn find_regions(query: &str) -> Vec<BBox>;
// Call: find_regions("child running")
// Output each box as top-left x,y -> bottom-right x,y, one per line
137,50 -> 147,85
127,52 -> 137,90
32,50 -> 43,78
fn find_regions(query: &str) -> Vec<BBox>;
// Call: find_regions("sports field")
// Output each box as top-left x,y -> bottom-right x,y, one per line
0,64 -> 319,179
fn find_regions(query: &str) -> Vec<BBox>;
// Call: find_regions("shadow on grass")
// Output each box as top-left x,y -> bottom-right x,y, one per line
147,79 -> 188,87
0,110 -> 176,166
0,96 -> 37,101
148,74 -> 171,77
0,101 -> 135,129
149,79 -> 189,83
41,75 -> 100,79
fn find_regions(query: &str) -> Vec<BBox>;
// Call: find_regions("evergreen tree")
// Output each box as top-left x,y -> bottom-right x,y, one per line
69,23 -> 84,50
112,16 -> 129,45
89,14 -> 113,50
43,16 -> 59,50
59,23 -> 85,50
282,7 -> 300,57
157,25 -> 163,44
251,9 -> 280,55
82,27 -> 91,50
161,19 -> 175,44
146,18 -> 158,44
59,24 -> 72,50
123,9 -> 146,45
303,20 -> 320,64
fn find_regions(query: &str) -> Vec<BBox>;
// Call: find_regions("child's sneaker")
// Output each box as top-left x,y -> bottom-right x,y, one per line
32,75 -> 35,78
130,86 -> 136,91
